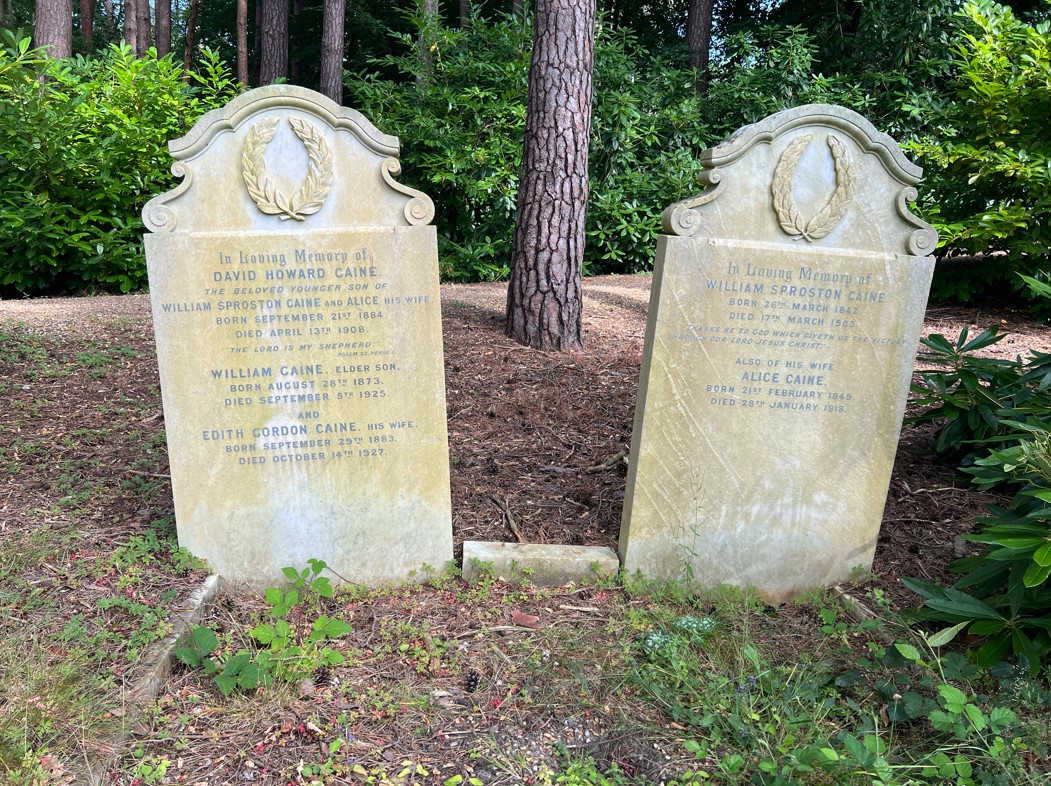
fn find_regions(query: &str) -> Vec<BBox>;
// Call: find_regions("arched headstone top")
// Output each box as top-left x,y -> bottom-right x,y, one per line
143,85 -> 433,234
663,104 -> 937,258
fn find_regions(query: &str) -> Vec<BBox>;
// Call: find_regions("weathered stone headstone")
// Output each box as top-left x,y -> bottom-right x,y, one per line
143,85 -> 452,588
619,105 -> 937,601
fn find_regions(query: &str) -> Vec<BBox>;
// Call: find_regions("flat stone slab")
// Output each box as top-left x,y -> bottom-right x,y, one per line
462,541 -> 619,586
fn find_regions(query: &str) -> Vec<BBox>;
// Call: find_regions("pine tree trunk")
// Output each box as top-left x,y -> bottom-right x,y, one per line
417,0 -> 438,85
137,0 -> 151,54
182,0 -> 199,71
123,0 -> 139,53
237,0 -> 249,85
320,0 -> 346,102
102,0 -> 116,37
258,0 -> 289,85
505,0 -> 594,352
79,0 -> 94,51
686,0 -> 714,93
156,0 -> 171,57
34,0 -> 73,57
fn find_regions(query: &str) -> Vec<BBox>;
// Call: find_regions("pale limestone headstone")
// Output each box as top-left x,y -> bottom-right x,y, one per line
143,85 -> 452,588
619,105 -> 937,601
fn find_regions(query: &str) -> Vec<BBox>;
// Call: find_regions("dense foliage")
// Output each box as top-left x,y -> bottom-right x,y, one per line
0,1 -> 1048,297
349,16 -> 898,281
909,0 -> 1051,305
350,18 -> 714,281
0,35 -> 239,296
323,0 -> 1051,287
907,278 -> 1051,672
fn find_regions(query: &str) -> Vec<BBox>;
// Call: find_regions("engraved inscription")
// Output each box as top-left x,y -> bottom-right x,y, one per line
154,237 -> 436,470
664,250 -> 904,417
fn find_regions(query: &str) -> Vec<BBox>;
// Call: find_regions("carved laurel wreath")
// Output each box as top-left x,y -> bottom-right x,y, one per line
771,133 -> 854,242
241,117 -> 333,221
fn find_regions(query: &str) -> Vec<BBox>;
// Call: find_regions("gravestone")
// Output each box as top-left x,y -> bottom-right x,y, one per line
619,105 -> 937,601
143,85 -> 452,588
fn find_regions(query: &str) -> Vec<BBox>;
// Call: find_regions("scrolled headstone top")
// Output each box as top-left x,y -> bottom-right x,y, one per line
663,104 -> 936,258
144,84 -> 434,235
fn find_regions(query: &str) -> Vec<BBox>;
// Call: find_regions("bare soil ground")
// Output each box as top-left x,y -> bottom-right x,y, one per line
1,276 -> 1049,783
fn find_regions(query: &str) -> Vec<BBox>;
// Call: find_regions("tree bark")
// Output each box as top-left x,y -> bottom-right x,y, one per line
686,0 -> 714,93
79,0 -> 94,51
123,0 -> 140,53
138,0 -> 152,53
34,0 -> 73,57
156,0 -> 171,57
417,0 -> 438,84
182,0 -> 200,71
258,0 -> 289,85
320,0 -> 346,102
505,0 -> 594,352
102,0 -> 117,37
459,0 -> 469,28
236,0 -> 249,85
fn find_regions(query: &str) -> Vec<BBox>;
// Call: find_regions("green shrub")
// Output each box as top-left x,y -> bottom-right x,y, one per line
348,16 -> 528,282
903,446 -> 1051,672
906,277 -> 1051,672
349,17 -> 717,282
907,0 -> 1051,305
585,34 -> 710,276
908,325 -> 1051,463
0,36 -> 239,297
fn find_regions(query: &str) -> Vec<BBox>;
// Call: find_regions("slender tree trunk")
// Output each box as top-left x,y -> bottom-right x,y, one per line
459,0 -> 469,28
137,0 -> 151,53
79,0 -> 94,51
156,0 -> 171,57
182,0 -> 200,71
686,0 -> 714,93
505,0 -> 594,352
320,0 -> 346,102
34,0 -> 73,57
253,0 -> 262,84
102,0 -> 116,37
123,0 -> 140,53
237,0 -> 249,85
258,0 -> 289,85
289,0 -> 304,86
417,0 -> 438,84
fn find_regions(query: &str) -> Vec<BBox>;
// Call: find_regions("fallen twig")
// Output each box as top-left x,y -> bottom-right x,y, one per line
489,494 -> 525,543
584,451 -> 625,474
453,625 -> 542,639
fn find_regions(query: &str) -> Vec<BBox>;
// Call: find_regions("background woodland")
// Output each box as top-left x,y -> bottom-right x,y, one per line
0,0 -> 1049,305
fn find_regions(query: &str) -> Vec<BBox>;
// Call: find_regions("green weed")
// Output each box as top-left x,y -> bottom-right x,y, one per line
174,560 -> 352,695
